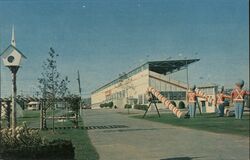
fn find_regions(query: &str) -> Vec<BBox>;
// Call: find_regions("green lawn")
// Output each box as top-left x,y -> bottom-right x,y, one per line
133,112 -> 250,137
6,110 -> 99,160
40,128 -> 99,160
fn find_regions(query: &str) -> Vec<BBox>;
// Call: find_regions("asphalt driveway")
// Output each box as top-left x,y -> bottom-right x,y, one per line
82,109 -> 249,160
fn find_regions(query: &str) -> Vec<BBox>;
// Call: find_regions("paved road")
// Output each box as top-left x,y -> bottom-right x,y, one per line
82,109 -> 249,160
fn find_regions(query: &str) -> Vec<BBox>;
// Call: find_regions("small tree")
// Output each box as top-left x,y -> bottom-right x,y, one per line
38,47 -> 70,130
58,76 -> 70,97
64,95 -> 81,128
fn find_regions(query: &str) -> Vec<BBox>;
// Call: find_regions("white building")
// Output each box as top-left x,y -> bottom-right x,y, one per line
91,59 -> 218,113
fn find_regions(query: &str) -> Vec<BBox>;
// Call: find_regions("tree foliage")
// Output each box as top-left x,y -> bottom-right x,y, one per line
38,47 -> 70,100
64,95 -> 81,113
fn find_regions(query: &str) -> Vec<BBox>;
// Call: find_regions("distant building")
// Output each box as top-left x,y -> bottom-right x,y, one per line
27,101 -> 40,110
83,97 -> 91,106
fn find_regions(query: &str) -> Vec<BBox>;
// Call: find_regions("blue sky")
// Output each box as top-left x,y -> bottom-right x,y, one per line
0,0 -> 249,97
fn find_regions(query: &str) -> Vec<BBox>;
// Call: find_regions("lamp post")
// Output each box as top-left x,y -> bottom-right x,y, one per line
185,57 -> 189,90
0,26 -> 26,134
184,57 -> 189,105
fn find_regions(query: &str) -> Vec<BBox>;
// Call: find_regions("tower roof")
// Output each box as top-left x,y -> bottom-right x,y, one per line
11,25 -> 16,47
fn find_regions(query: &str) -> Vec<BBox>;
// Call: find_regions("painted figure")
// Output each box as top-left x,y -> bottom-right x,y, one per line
187,85 -> 198,118
231,80 -> 250,119
215,86 -> 231,117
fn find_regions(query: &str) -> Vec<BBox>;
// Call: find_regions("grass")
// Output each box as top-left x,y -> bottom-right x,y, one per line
3,110 -> 99,160
133,112 -> 250,137
40,128 -> 99,160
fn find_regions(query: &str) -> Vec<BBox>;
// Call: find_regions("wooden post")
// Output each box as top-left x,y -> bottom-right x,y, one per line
10,66 -> 18,135
6,100 -> 11,128
42,101 -> 47,129
52,100 -> 55,132
40,99 -> 43,130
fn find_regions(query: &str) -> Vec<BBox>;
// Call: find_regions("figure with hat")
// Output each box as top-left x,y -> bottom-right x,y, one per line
231,80 -> 250,119
187,85 -> 202,118
215,86 -> 231,117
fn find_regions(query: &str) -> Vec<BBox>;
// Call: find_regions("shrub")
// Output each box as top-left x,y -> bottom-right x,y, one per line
0,123 -> 42,149
100,104 -> 104,108
100,102 -> 114,109
134,104 -> 148,111
108,102 -> 113,108
170,101 -> 177,107
1,139 -> 74,160
178,101 -> 185,109
124,104 -> 132,109
124,104 -> 132,114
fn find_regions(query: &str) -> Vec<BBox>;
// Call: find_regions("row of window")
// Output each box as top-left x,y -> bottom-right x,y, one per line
149,78 -> 184,91
138,94 -> 149,104
106,90 -> 126,101
93,64 -> 149,94
160,91 -> 186,100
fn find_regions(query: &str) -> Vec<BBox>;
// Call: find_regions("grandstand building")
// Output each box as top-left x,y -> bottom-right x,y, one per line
91,59 -> 218,112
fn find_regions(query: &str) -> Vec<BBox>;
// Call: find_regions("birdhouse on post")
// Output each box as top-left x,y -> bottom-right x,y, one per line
0,26 -> 27,134
1,26 -> 26,72
1,45 -> 26,71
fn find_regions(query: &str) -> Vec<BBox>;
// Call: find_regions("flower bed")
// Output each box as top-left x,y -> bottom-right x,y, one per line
0,123 -> 75,160
1,139 -> 74,160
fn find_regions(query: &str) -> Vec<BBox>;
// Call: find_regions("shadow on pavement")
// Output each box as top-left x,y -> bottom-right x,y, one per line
161,156 -> 203,160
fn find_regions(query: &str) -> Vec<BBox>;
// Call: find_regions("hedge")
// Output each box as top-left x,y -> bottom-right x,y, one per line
1,139 -> 74,160
134,104 -> 148,111
100,102 -> 113,108
124,104 -> 132,109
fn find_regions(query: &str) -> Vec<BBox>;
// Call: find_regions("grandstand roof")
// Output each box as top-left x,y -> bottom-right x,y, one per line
148,59 -> 200,75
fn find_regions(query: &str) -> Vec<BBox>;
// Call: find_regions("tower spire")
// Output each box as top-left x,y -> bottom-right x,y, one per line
11,25 -> 16,47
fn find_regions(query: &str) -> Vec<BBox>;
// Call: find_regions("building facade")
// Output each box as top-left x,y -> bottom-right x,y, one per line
91,59 -> 218,113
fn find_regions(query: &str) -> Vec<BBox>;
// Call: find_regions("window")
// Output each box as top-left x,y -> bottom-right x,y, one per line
144,94 -> 148,104
138,95 -> 143,104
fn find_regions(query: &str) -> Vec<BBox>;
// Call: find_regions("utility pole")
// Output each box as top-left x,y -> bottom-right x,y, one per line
185,57 -> 189,105
77,70 -> 82,117
76,70 -> 82,127
77,70 -> 82,96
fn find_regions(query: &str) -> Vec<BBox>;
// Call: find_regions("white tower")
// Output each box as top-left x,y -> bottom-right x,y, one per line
11,25 -> 16,47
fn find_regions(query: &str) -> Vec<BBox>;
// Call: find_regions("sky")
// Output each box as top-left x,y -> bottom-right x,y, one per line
0,0 -> 249,97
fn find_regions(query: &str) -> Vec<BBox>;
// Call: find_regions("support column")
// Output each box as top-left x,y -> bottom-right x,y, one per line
9,66 -> 19,135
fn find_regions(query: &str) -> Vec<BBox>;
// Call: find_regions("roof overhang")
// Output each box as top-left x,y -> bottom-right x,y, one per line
148,59 -> 200,75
